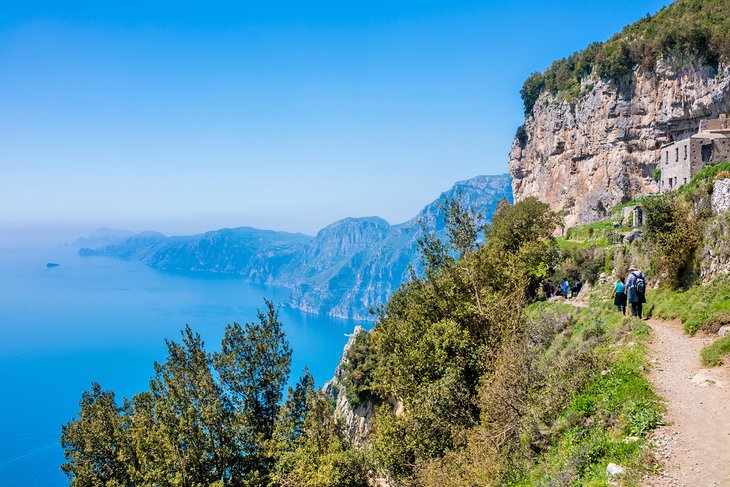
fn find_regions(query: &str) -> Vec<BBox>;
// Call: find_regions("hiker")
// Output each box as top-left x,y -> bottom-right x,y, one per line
612,276 -> 627,315
571,279 -> 583,299
561,278 -> 570,299
543,281 -> 554,299
626,266 -> 647,318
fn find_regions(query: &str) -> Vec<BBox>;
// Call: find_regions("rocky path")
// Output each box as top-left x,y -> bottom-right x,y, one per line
645,318 -> 730,486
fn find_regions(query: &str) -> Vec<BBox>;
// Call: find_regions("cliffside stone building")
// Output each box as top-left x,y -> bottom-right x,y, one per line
659,115 -> 730,193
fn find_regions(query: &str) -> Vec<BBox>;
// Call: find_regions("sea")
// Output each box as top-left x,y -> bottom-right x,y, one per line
0,235 -> 360,486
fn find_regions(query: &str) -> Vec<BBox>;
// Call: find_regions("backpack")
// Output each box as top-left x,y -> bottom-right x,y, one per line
635,274 -> 646,294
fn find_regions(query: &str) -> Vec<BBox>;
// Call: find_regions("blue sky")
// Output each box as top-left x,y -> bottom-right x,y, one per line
1,0 -> 669,237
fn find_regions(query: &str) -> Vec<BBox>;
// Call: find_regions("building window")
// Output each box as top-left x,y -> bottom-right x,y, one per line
684,178 -> 687,184
666,151 -> 669,164
675,147 -> 679,162
684,145 -> 687,159
702,144 -> 713,162
669,178 -> 673,189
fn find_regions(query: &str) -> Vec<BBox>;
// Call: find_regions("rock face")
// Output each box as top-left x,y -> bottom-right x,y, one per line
284,174 -> 513,319
711,178 -> 730,215
625,229 -> 644,243
510,57 -> 730,227
322,326 -> 376,446
700,214 -> 730,282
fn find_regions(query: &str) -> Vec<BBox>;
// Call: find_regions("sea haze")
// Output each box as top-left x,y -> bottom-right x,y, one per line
0,242 -> 358,486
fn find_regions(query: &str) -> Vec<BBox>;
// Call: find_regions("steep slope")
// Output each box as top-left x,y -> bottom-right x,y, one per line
510,0 -> 730,227
281,174 -> 513,319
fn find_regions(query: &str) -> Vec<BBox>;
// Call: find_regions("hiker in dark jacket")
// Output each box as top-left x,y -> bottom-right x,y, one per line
612,276 -> 627,315
543,281 -> 554,299
626,266 -> 647,318
571,280 -> 583,299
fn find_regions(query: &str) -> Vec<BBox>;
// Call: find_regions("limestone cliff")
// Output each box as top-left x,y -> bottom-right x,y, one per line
510,57 -> 730,227
322,326 -> 376,446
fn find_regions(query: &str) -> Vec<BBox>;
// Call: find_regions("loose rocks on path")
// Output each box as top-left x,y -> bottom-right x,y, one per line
644,319 -> 730,486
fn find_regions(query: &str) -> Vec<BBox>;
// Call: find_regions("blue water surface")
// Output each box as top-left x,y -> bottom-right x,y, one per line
0,243 -> 360,486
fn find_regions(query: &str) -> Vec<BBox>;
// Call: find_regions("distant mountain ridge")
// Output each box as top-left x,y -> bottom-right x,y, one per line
80,174 -> 512,319
81,227 -> 312,283
72,228 -> 135,249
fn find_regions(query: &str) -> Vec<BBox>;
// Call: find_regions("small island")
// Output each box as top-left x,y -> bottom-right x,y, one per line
46,263 -> 60,268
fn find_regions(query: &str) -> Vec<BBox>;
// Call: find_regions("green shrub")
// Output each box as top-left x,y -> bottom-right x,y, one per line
626,399 -> 663,436
340,331 -> 377,408
520,73 -> 545,115
678,161 -> 730,196
653,167 -> 662,182
643,194 -> 702,288
648,276 -> 730,334
416,303 -> 661,486
701,335 -> 730,366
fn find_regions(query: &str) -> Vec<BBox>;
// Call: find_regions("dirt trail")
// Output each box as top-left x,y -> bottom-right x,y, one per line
645,318 -> 730,486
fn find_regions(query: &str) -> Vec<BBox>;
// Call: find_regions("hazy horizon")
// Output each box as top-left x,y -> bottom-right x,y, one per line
2,0 -> 669,237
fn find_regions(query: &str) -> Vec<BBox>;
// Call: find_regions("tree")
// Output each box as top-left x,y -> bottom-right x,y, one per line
62,302 -> 328,487
486,197 -> 559,255
643,194 -> 702,287
272,391 -> 369,487
61,383 -> 133,486
272,369 -> 316,453
146,326 -> 234,486
478,197 -> 560,300
214,300 -> 292,477
520,72 -> 545,114
440,191 -> 484,258
416,222 -> 452,279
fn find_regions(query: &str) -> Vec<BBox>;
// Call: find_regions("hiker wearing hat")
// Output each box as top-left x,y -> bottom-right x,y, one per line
626,266 -> 647,318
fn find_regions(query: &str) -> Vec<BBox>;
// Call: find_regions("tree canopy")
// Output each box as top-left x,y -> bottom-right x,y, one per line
521,0 -> 730,114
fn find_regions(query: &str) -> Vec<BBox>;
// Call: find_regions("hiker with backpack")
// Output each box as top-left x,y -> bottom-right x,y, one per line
626,266 -> 647,318
561,278 -> 570,299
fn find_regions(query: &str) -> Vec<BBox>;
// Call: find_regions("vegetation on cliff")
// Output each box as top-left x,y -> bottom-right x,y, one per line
354,164 -> 730,484
61,302 -> 369,486
63,162 -> 730,485
327,197 -> 666,485
417,304 -> 660,486
62,194 -> 671,486
521,0 -> 730,113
